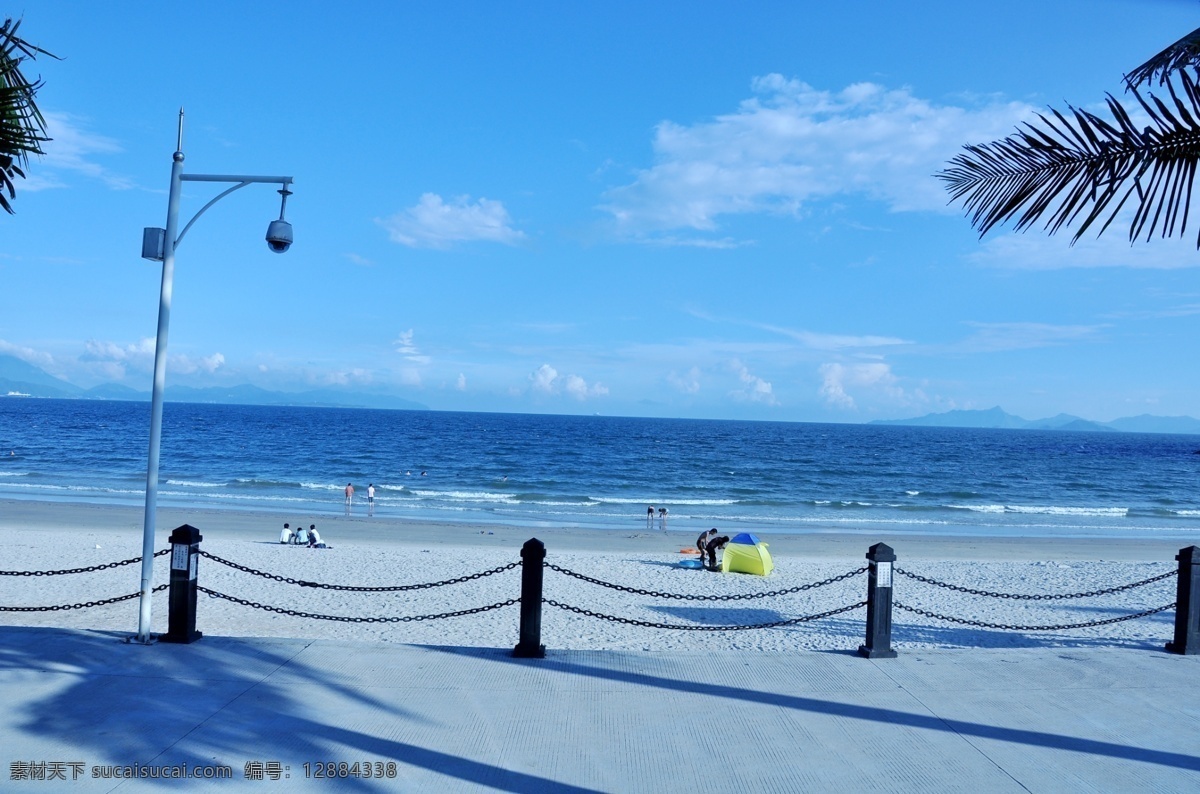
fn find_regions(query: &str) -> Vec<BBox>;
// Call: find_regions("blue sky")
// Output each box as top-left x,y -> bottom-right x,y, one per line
4,0 -> 1200,422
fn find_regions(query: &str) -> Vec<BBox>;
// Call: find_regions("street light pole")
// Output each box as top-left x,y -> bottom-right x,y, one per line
135,110 -> 294,643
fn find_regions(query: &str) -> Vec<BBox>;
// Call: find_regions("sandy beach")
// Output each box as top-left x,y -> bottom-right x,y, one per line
1,499 -> 1191,653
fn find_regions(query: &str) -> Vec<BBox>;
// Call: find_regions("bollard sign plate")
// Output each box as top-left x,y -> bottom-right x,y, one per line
171,545 -> 189,571
876,561 -> 892,588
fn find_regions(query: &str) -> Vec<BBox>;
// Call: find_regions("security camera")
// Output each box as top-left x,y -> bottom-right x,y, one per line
265,219 -> 293,254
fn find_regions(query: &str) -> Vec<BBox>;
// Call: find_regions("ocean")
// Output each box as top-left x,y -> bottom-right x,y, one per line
2,398 -> 1200,541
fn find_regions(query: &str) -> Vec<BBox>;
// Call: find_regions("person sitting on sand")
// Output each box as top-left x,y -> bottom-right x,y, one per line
279,523 -> 293,544
705,535 -> 730,571
307,525 -> 322,548
697,528 -> 717,558
294,524 -> 309,545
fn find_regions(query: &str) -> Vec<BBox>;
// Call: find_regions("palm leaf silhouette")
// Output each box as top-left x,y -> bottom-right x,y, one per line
940,27 -> 1200,248
0,17 -> 53,214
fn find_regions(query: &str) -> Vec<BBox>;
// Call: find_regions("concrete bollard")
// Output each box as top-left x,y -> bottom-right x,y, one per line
513,538 -> 546,659
1166,545 -> 1200,655
161,524 -> 203,644
858,542 -> 897,659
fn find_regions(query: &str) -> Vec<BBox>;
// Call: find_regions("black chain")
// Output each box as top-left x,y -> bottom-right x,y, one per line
197,586 -> 519,623
198,550 -> 519,591
1,583 -> 169,612
893,566 -> 1174,601
543,599 -> 867,631
1,548 -> 171,577
894,600 -> 1176,632
544,563 -> 868,601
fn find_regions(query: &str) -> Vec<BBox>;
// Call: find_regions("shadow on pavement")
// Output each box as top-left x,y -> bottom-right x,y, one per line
0,626 -> 602,793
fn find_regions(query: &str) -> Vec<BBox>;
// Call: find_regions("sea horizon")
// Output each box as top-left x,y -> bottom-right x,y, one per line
3,398 -> 1200,542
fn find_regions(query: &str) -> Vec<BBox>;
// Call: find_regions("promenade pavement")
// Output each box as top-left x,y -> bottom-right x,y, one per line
1,626 -> 1198,792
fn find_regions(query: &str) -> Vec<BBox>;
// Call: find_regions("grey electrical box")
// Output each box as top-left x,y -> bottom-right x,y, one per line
142,227 -> 165,261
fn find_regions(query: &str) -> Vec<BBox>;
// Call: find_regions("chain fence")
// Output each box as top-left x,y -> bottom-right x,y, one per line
197,551 -> 522,625
1,549 -> 171,614
1,584 -> 169,613
198,587 -> 519,624
542,562 -> 869,631
200,550 -> 518,592
1,548 -> 170,577
892,564 -> 1177,633
3,541 -> 1190,650
894,601 -> 1175,632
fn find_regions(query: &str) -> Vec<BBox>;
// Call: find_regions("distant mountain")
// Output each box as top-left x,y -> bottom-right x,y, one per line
1104,414 -> 1200,435
0,354 -> 82,398
871,407 -> 1030,429
0,354 -> 427,411
871,406 -> 1198,435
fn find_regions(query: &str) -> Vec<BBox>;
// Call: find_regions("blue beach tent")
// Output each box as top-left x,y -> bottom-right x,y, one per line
721,532 -> 774,576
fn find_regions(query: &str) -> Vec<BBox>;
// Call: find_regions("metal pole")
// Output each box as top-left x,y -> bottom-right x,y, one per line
513,538 -> 546,658
135,113 -> 185,643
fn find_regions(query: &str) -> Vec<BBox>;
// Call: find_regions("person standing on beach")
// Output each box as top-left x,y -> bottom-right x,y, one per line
344,483 -> 354,514
697,528 -> 717,558
647,506 -> 655,530
658,506 -> 668,531
367,483 -> 375,516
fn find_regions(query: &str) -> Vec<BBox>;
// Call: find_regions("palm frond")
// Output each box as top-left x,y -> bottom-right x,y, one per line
0,17 -> 54,214
937,71 -> 1200,248
1125,26 -> 1200,89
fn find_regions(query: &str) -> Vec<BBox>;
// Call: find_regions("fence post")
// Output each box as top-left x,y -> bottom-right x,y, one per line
161,524 -> 203,644
1166,545 -> 1200,655
858,542 -> 897,659
513,538 -> 546,659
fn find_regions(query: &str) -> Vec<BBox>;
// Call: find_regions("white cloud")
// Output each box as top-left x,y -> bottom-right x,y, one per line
171,352 -> 225,375
530,364 -> 559,393
377,193 -> 526,249
965,230 -> 1200,270
529,364 -> 607,400
456,373 -> 467,391
0,339 -> 56,370
955,322 -> 1105,353
602,74 -> 1033,241
322,368 -> 373,386
24,112 -> 133,191
668,367 -> 702,394
754,322 -> 909,350
819,361 -> 910,410
80,338 -> 156,378
729,359 -> 777,405
393,329 -> 432,364
80,338 -> 229,379
564,374 -> 609,400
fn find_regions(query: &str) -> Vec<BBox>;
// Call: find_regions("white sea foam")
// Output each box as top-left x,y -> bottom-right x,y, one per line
301,482 -> 343,491
410,489 -> 518,503
593,497 -> 737,507
166,480 -> 224,488
1006,506 -> 1128,517
947,504 -> 1128,517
